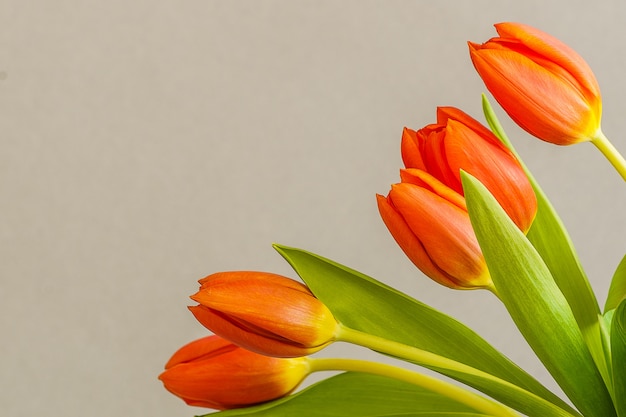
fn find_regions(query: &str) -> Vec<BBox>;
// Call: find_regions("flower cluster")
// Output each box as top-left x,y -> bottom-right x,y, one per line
160,22 -> 625,417
159,271 -> 339,407
377,106 -> 536,290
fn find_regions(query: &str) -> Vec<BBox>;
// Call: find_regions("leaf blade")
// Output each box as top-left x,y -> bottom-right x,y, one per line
611,299 -> 626,416
462,171 -> 615,417
201,372 -> 486,417
274,244 -> 577,417
606,255 -> 626,313
482,95 -> 609,386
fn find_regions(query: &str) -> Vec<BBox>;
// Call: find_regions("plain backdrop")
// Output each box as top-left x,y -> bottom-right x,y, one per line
2,1 -> 626,416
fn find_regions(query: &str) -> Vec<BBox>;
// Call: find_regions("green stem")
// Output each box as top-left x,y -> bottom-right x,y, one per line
591,130 -> 626,181
309,357 -> 518,417
336,325 -> 580,417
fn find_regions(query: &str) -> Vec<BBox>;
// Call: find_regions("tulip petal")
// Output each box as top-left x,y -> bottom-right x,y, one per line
192,272 -> 336,348
416,127 -> 461,192
376,193 -> 461,288
159,336 -> 309,409
189,305 -> 323,357
437,106 -> 501,146
400,127 -> 426,169
443,119 -> 537,232
399,169 -> 466,211
164,334 -> 235,369
388,183 -> 489,287
198,271 -> 310,294
470,44 -> 595,144
469,22 -> 602,145
494,22 -> 600,99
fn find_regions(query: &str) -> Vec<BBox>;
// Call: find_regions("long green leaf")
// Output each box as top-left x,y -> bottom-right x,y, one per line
611,299 -> 626,416
599,310 -> 615,389
482,95 -> 609,386
202,372 -> 486,417
274,244 -> 577,417
606,255 -> 626,313
462,171 -> 615,417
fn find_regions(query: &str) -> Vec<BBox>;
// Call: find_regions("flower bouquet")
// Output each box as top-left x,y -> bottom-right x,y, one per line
158,22 -> 626,417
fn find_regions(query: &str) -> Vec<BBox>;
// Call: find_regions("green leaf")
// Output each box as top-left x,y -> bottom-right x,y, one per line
611,299 -> 626,416
274,244 -> 577,417
606,255 -> 626,313
482,95 -> 609,386
201,372 -> 487,417
599,311 -> 614,388
462,171 -> 616,417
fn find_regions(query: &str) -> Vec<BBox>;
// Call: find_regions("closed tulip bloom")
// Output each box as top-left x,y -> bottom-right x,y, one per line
469,22 -> 602,145
189,271 -> 339,357
158,335 -> 309,410
402,107 -> 536,233
377,169 -> 492,290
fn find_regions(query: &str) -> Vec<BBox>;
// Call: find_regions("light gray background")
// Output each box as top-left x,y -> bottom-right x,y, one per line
2,1 -> 625,416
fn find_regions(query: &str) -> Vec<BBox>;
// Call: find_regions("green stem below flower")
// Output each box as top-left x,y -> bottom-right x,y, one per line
308,357 -> 518,417
591,130 -> 626,182
335,325 -> 580,417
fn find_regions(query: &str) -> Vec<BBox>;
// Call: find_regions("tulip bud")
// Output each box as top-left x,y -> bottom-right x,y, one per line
401,107 -> 536,233
469,22 -> 602,145
189,271 -> 339,357
377,169 -> 492,290
158,335 -> 309,410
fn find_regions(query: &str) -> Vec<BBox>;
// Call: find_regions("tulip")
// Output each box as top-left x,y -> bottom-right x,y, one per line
158,335 -> 309,409
189,271 -> 339,357
401,106 -> 536,233
468,22 -> 602,145
377,169 -> 492,290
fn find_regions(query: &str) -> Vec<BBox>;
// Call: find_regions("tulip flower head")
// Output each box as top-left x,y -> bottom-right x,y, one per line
158,335 -> 309,409
190,271 -> 339,357
377,169 -> 492,290
401,107 -> 537,233
469,22 -> 602,145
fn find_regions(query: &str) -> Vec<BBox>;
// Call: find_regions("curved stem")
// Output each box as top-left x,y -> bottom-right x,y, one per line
309,357 -> 518,417
336,325 -> 580,417
591,130 -> 626,181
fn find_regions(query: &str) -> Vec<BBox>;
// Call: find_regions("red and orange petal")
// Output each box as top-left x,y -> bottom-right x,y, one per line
436,106 -> 500,145
415,126 -> 460,190
192,273 -> 337,347
399,169 -> 466,211
494,22 -> 600,98
159,339 -> 309,409
189,304 -> 326,357
388,183 -> 488,286
469,45 -> 597,144
164,334 -> 236,370
198,271 -> 311,295
376,193 -> 462,288
400,127 -> 426,169
440,120 -> 537,232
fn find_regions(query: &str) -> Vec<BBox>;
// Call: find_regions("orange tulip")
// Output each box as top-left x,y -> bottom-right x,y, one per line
189,271 -> 339,357
158,335 -> 309,409
377,169 -> 491,290
469,22 -> 602,145
401,106 -> 536,232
